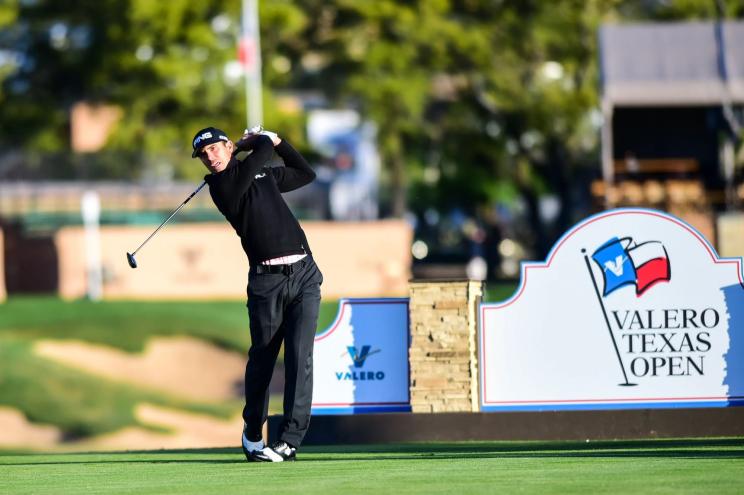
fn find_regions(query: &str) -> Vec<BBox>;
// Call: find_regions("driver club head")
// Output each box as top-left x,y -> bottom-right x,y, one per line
126,252 -> 138,269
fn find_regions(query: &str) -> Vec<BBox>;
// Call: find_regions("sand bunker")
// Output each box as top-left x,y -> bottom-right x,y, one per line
0,404 -> 245,451
78,403 -> 245,451
0,407 -> 62,449
34,336 -> 246,401
3,337 -> 270,451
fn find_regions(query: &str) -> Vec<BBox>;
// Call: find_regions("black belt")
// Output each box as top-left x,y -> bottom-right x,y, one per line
252,257 -> 308,275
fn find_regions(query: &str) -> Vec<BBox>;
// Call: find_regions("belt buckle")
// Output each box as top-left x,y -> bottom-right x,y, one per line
286,259 -> 304,275
259,264 -> 279,275
286,261 -> 297,275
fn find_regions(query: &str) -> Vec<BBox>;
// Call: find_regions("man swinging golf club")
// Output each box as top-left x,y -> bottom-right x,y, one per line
192,125 -> 323,462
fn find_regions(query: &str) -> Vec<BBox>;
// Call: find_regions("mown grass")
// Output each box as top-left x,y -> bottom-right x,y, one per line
1,438 -> 743,494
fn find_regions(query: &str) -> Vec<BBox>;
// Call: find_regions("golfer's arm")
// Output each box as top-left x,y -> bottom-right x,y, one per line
272,140 -> 316,192
236,135 -> 274,188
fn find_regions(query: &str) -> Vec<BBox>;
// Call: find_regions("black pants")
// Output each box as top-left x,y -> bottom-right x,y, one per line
243,256 -> 322,448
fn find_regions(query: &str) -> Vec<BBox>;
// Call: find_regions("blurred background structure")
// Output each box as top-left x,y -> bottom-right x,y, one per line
597,19 -> 744,250
0,0 -> 743,451
1,1 -> 743,291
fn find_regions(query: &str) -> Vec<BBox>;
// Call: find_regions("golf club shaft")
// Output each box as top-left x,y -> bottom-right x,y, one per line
130,181 -> 207,256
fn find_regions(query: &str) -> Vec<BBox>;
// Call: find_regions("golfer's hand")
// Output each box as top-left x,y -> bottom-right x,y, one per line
257,129 -> 281,146
237,126 -> 281,149
234,128 -> 261,153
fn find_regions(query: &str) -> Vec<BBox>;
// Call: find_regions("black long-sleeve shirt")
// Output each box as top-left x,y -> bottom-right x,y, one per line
205,135 -> 316,265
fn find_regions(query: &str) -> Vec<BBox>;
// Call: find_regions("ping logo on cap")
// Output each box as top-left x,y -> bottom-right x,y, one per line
193,132 -> 228,148
193,132 -> 213,147
191,126 -> 230,157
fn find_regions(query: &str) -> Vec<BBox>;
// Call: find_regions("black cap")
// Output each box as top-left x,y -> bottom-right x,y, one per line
191,127 -> 229,158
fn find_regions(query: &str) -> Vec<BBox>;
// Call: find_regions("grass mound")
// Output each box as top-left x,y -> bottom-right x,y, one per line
0,335 -> 236,438
0,286 -> 516,442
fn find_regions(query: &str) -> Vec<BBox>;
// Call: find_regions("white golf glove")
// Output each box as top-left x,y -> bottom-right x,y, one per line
243,126 -> 280,145
234,125 -> 263,153
259,130 -> 279,143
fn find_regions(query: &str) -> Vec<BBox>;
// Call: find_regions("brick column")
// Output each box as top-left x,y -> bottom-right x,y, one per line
408,279 -> 484,412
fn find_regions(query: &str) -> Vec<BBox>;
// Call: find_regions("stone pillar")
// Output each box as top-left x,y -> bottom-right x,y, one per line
408,279 -> 484,412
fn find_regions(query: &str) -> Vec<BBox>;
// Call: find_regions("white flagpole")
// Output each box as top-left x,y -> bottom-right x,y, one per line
81,191 -> 103,301
582,248 -> 636,386
242,0 -> 263,128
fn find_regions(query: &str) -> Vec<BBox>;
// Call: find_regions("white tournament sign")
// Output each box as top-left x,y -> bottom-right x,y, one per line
312,298 -> 410,414
480,208 -> 744,411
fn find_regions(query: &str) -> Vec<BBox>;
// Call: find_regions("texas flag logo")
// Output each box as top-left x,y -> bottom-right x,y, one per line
591,237 -> 671,296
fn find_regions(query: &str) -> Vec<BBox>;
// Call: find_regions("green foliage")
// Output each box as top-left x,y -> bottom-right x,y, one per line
0,0 -> 309,180
268,0 -> 622,234
0,0 -> 19,103
618,0 -> 744,20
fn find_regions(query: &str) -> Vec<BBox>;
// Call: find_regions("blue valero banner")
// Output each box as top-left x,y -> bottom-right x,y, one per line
312,298 -> 410,414
479,208 -> 744,411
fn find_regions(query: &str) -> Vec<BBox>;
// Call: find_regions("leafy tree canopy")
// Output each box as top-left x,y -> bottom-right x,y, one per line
1,0 -> 742,251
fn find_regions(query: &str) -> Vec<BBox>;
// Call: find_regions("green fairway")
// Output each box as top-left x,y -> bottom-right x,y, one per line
2,438 -> 743,494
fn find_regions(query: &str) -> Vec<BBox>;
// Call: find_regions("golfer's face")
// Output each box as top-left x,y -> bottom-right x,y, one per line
199,141 -> 233,173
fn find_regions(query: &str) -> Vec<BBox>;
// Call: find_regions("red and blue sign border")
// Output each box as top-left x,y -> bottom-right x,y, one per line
479,208 -> 744,412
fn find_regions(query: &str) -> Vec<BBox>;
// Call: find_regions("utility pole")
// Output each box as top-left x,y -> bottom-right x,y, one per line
241,0 -> 263,128
714,0 -> 742,209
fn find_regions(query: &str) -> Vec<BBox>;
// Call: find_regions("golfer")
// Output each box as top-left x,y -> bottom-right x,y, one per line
192,126 -> 322,462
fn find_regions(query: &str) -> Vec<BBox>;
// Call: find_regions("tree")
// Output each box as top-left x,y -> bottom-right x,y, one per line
3,0 -> 740,256
275,0 -> 618,253
0,0 -> 309,181
277,0 -> 743,254
0,1 -> 20,107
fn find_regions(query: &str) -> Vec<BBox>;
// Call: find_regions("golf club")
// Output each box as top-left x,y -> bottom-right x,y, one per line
126,180 -> 207,268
